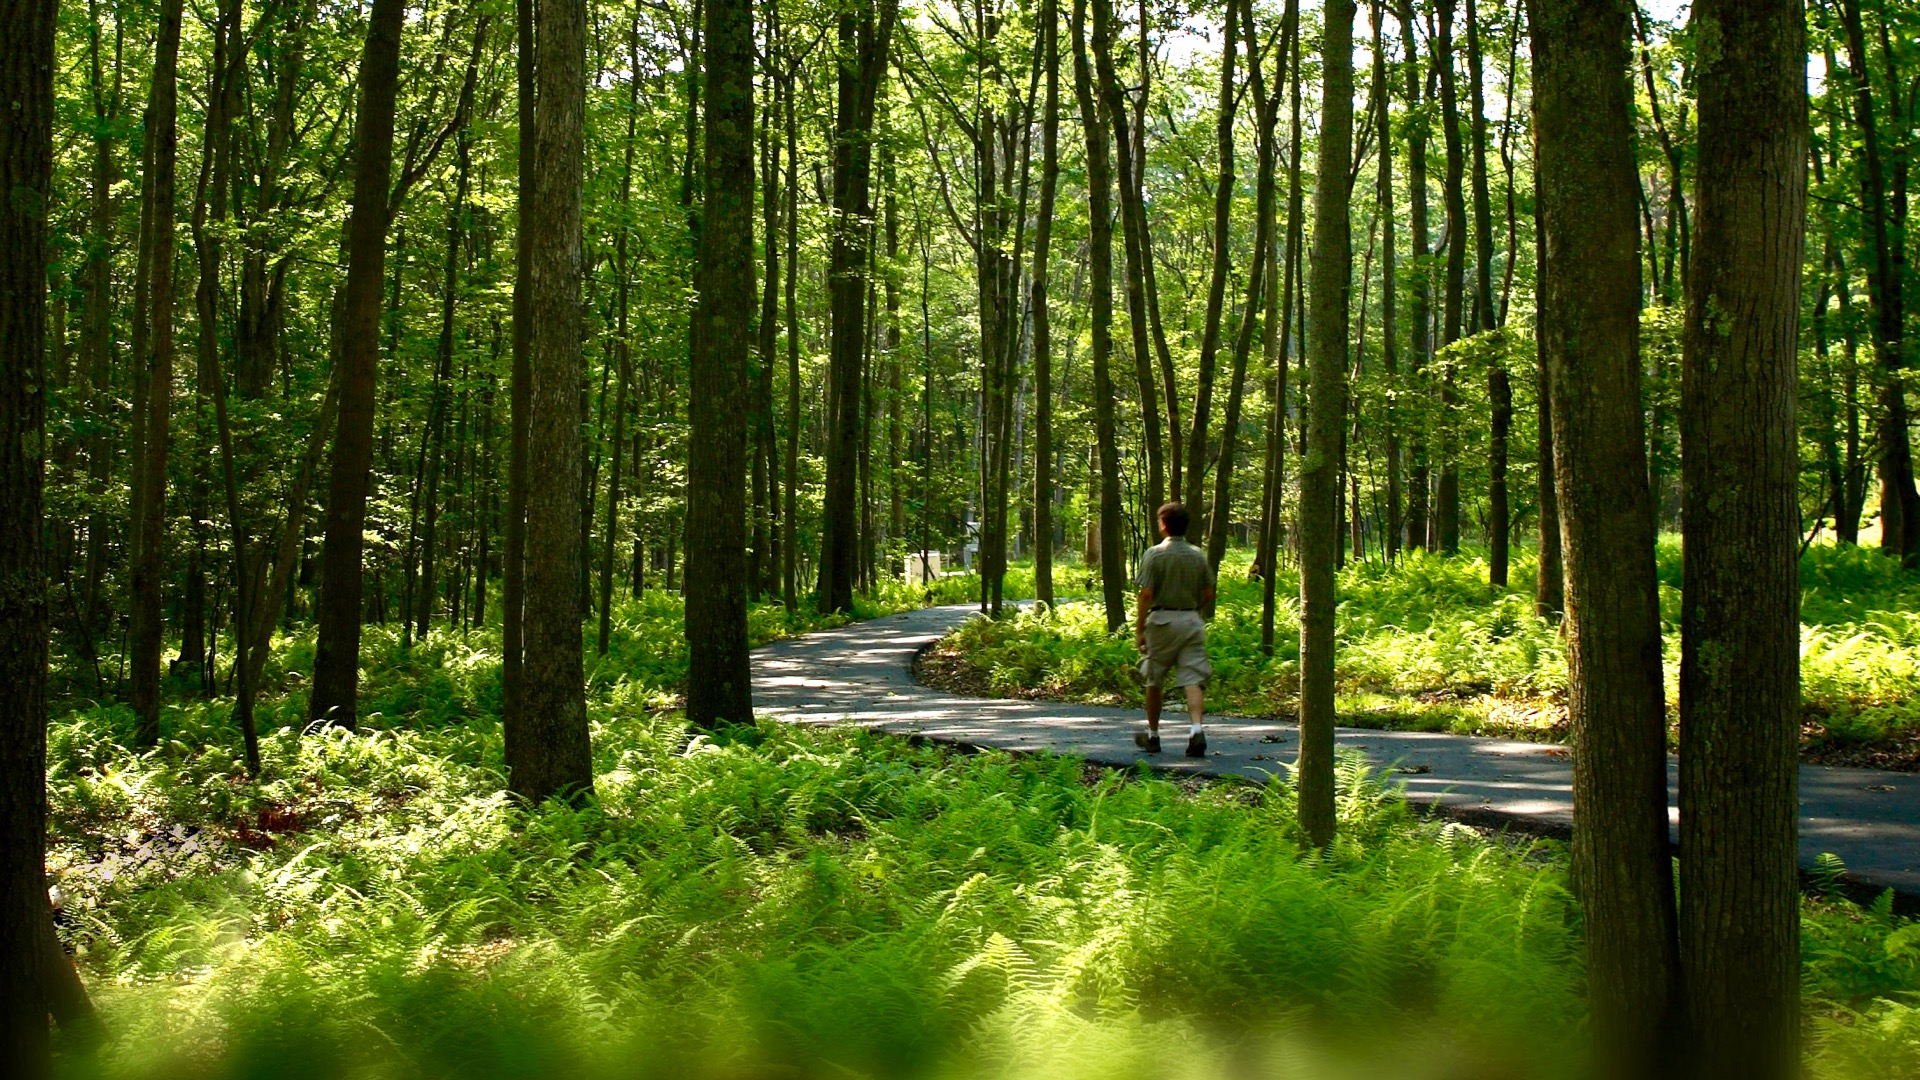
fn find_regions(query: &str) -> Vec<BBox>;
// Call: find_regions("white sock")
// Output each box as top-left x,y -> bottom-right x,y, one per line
1190,723 -> 1203,736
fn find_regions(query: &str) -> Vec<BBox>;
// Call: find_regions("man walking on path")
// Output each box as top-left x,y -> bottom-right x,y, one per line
1134,503 -> 1216,758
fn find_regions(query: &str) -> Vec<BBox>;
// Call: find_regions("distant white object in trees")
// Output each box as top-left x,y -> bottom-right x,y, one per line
905,552 -> 943,588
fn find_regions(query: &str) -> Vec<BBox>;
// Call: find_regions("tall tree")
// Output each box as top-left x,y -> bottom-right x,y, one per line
686,0 -> 756,726
1071,0 -> 1126,631
1031,0 -> 1061,607
129,0 -> 184,745
307,0 -> 408,728
1373,0 -> 1402,562
1394,0 -> 1432,551
1530,0 -> 1681,1073
1837,0 -> 1915,563
1432,0 -> 1465,554
502,0 -> 535,789
0,0 -> 59,1067
1298,0 -> 1356,850
1466,0 -> 1510,583
511,0 -> 594,802
1679,0 -> 1806,1072
1183,0 -> 1241,529
817,0 -> 898,614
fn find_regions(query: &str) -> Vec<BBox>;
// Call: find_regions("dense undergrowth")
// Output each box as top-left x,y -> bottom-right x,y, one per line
38,565 -> 1920,1077
924,542 -> 1920,767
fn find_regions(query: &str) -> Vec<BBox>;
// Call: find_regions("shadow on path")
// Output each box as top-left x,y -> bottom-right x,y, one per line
751,604 -> 1920,901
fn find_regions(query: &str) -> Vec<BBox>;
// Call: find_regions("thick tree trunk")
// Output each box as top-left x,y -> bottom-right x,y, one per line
1298,0 -> 1354,850
308,0 -> 407,728
513,0 -> 593,802
686,0 -> 756,726
1530,0 -> 1681,1072
1071,0 -> 1127,632
130,0 -> 184,746
0,0 -> 59,1067
1678,0 -> 1806,1073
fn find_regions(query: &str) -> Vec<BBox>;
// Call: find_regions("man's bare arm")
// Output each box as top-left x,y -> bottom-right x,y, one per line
1135,587 -> 1154,646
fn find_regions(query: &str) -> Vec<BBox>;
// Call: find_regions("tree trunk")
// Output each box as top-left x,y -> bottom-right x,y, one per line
1433,0 -> 1464,554
503,0 -> 535,758
603,11 -> 642,653
1071,0 -> 1127,632
1032,0 -> 1060,607
1678,0 -> 1806,1072
1372,0 -> 1401,563
782,50 -> 801,612
1534,179 -> 1563,618
1093,0 -> 1166,515
1184,0 -> 1241,529
817,0 -> 897,614
1394,0 -> 1432,552
513,0 -> 593,802
130,0 -> 184,746
1298,0 -> 1355,850
0,0 -> 59,1066
1466,0 -> 1509,583
1259,0 -> 1301,655
686,0 -> 756,726
308,0 -> 407,729
1837,0 -> 1915,563
1530,0 -> 1681,1072
754,12 -> 780,603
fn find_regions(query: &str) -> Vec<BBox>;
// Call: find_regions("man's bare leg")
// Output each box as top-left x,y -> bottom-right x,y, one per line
1145,685 -> 1163,736
1183,684 -> 1207,757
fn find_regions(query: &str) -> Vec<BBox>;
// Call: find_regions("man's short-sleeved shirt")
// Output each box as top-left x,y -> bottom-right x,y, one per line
1134,537 -> 1215,610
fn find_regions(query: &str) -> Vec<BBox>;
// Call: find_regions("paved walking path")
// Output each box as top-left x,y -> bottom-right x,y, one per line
752,603 -> 1920,900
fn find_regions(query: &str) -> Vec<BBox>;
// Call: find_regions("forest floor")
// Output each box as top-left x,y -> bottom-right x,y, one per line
917,543 -> 1920,771
36,557 -> 1920,1079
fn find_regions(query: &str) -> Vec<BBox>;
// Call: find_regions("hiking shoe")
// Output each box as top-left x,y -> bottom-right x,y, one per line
1134,731 -> 1161,754
1185,731 -> 1208,758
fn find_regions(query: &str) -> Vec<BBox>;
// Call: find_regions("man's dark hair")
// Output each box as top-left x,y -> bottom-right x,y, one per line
1158,502 -> 1190,537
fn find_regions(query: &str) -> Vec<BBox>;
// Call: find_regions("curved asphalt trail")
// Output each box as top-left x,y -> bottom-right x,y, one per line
751,603 -> 1920,900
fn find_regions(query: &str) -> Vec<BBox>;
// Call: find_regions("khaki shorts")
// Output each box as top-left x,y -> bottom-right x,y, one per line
1138,609 -> 1211,688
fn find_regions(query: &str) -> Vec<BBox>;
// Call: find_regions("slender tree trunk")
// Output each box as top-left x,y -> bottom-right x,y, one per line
754,11 -> 780,602
1433,0 -> 1464,554
1679,0 -> 1806,1072
130,0 -> 184,745
80,0 -> 118,638
1031,0 -> 1060,607
1466,0 -> 1508,582
1838,0 -> 1915,563
782,52 -> 800,612
602,11 -> 641,653
1184,0 -> 1241,530
686,0 -> 756,725
1093,0 -> 1166,514
308,0 -> 407,728
1372,0 -> 1401,563
513,0 -> 593,802
0,0 -> 60,1066
1530,0 -> 1681,1072
817,0 -> 897,614
503,0 -> 535,755
1072,0 -> 1127,631
1298,0 -> 1355,850
1395,0 -> 1432,551
1259,0 -> 1301,655
1535,178 -> 1563,618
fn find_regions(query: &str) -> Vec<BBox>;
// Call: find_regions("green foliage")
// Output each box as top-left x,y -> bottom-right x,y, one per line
938,543 -> 1920,751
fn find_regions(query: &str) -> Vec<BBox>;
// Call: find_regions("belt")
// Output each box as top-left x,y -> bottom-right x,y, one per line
1154,606 -> 1196,611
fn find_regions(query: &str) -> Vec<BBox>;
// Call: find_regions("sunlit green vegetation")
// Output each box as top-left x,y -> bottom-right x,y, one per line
32,588 -> 1920,1078
928,543 -> 1920,763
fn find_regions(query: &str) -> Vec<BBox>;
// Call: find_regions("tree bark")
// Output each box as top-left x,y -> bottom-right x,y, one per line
1466,0 -> 1509,583
1071,0 -> 1127,632
307,0 -> 407,728
1031,0 -> 1060,607
1184,0 -> 1241,529
686,0 -> 756,725
1259,0 -> 1301,655
1394,0 -> 1432,552
1678,0 -> 1806,1072
817,0 -> 897,614
513,0 -> 593,802
1534,179 -> 1563,618
1298,0 -> 1355,850
1372,0 -> 1401,563
1433,0 -> 1464,554
503,0 -> 535,757
1530,0 -> 1681,1072
0,0 -> 59,1067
